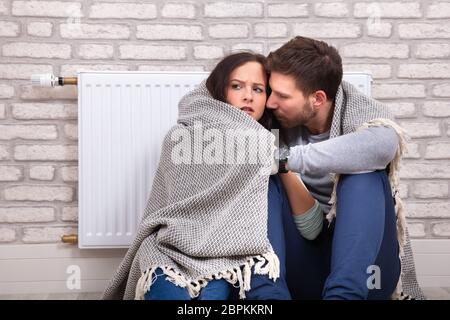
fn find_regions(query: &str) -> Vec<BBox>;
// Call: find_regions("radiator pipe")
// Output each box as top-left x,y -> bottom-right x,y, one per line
61,234 -> 78,244
31,74 -> 77,87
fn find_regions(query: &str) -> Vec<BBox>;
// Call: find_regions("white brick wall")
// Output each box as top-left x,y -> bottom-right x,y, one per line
0,0 -> 448,244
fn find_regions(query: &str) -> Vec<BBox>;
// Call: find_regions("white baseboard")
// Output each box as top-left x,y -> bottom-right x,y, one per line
0,239 -> 449,295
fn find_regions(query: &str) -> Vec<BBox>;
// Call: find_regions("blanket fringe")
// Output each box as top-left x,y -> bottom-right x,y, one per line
134,251 -> 280,300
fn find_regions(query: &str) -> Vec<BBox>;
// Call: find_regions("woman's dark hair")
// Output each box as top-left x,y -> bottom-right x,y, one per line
206,52 -> 277,130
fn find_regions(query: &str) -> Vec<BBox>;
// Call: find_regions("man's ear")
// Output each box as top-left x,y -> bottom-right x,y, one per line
312,90 -> 328,107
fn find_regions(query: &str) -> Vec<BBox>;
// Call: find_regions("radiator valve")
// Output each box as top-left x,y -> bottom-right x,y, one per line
31,74 -> 77,87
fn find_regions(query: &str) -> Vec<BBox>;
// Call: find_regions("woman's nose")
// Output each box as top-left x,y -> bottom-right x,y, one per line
243,87 -> 253,101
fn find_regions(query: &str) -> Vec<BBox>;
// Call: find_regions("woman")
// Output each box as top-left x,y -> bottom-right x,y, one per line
102,52 -> 322,300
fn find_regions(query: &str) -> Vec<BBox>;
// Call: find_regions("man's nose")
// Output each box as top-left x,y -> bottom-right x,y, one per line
266,93 -> 277,109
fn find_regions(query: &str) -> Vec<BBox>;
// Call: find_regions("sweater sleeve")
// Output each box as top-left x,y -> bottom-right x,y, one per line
286,126 -> 399,175
292,199 -> 323,240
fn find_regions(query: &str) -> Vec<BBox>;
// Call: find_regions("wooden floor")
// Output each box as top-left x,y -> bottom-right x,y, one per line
1,288 -> 449,300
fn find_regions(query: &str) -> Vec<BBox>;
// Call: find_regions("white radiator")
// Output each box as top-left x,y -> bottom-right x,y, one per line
78,71 -> 372,249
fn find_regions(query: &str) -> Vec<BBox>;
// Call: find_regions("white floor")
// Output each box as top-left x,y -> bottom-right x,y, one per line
1,288 -> 449,300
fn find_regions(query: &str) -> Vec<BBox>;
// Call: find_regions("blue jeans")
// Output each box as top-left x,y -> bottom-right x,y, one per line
144,268 -> 230,300
280,170 -> 401,299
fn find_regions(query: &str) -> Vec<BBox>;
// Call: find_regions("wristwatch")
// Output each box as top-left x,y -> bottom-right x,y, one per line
276,146 -> 290,174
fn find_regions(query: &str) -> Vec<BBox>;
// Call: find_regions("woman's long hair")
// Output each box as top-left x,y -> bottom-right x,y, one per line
206,52 -> 278,131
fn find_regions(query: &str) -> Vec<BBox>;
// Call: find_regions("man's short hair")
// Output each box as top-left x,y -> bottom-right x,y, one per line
267,36 -> 343,101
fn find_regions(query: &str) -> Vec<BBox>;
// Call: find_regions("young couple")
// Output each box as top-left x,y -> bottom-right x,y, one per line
103,36 -> 424,300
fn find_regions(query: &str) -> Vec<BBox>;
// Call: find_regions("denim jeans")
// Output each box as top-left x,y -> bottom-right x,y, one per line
279,170 -> 401,299
144,268 -> 230,300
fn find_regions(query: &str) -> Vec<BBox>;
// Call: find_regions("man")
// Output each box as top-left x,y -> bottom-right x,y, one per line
266,36 -> 424,300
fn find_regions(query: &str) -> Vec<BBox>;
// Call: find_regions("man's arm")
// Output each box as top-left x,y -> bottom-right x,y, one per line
287,126 -> 399,175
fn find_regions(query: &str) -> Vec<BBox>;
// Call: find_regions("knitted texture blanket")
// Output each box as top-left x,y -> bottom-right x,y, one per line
326,81 -> 425,300
102,81 -> 279,300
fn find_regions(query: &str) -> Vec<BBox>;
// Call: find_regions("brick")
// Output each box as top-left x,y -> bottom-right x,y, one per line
413,181 -> 449,198
399,23 -> 450,39
61,64 -> 129,77
161,3 -> 196,19
425,142 -> 450,159
406,222 -> 426,238
29,165 -> 55,180
398,183 -> 409,198
0,228 -> 16,242
137,25 -> 203,40
193,46 -> 224,60
400,162 -> 450,179
138,65 -> 205,72
404,143 -> 421,159
343,64 -> 391,79
20,85 -> 77,100
314,2 -> 349,17
354,2 -> 422,18
367,22 -> 392,38
254,23 -> 287,38
27,22 -> 52,37
64,124 -> 77,140
77,44 -> 113,59
12,1 -> 82,17
61,166 -> 78,182
293,23 -> 361,38
0,125 -> 57,140
0,103 -> 5,118
405,202 -> 450,218
341,43 -> 408,58
386,102 -> 416,118
0,21 -> 20,37
372,84 -> 425,99
22,226 -> 77,243
398,63 -> 450,79
0,84 -> 14,99
209,24 -> 249,39
62,207 -> 78,222
120,45 -> 186,60
268,4 -> 308,17
60,23 -> 130,39
433,84 -> 450,97
415,43 -> 450,59
399,122 -> 441,138
0,145 -> 9,160
89,3 -> 156,19
423,101 -> 450,117
0,207 -> 55,223
204,2 -> 262,17
0,64 -> 52,80
427,2 -> 450,18
231,43 -> 264,54
4,186 -> 73,202
12,103 -> 77,120
0,166 -> 22,181
14,145 -> 77,161
0,0 -> 7,15
431,222 -> 450,237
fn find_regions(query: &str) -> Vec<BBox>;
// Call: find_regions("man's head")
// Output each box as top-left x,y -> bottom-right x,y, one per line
266,36 -> 343,130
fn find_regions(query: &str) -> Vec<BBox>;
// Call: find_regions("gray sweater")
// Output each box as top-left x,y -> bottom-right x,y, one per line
285,126 -> 399,214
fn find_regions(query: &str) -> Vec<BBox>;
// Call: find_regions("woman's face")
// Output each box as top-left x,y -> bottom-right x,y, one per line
225,61 -> 267,121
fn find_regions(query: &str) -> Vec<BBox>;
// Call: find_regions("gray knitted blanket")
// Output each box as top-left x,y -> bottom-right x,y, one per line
102,81 -> 279,300
327,81 -> 425,300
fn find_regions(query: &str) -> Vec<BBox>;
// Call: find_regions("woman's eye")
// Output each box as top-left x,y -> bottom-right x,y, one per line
231,84 -> 241,90
254,87 -> 264,93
